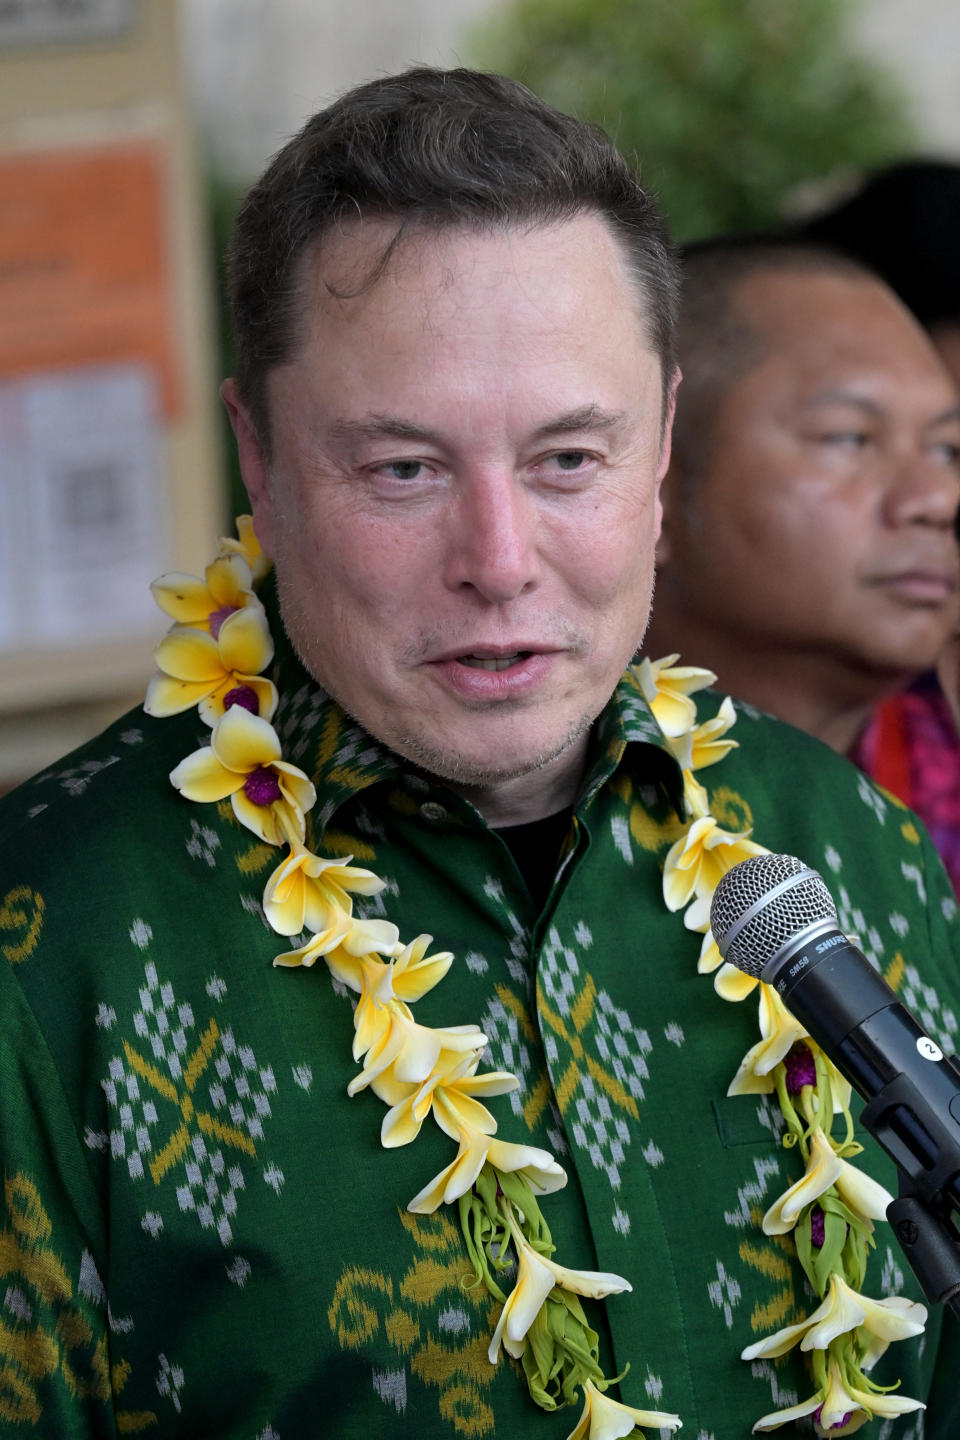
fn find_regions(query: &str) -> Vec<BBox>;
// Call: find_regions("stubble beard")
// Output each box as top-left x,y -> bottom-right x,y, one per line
389,704 -> 599,791
275,586 -> 605,792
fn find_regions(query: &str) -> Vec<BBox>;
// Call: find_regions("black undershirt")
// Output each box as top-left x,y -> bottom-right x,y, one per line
495,809 -> 573,911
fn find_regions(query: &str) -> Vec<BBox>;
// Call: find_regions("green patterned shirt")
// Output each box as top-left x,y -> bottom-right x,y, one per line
2,615 -> 959,1438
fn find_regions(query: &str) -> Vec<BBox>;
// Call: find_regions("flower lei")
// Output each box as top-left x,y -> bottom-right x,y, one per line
144,517 -> 928,1438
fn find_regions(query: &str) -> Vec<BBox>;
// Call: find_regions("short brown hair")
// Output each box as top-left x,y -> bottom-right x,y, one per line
227,66 -> 679,448
671,237 -> 874,492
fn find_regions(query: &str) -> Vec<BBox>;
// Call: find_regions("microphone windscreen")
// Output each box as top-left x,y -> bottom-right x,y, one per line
710,853 -> 837,977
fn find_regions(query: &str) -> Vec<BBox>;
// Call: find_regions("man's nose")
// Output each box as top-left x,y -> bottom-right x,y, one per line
883,448 -> 960,530
442,469 -> 541,602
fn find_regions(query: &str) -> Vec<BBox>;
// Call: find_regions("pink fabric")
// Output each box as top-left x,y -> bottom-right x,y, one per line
854,678 -> 960,897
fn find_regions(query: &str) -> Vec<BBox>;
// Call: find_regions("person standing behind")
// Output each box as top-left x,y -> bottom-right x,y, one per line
645,239 -> 960,885
796,164 -> 960,883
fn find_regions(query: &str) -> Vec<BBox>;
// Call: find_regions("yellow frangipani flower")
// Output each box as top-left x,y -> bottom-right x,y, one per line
662,816 -> 766,917
696,930 -> 725,976
170,706 -> 315,847
145,606 -> 277,724
347,1004 -> 486,1100
666,697 -> 739,820
407,1119 -> 566,1213
727,983 -> 808,1095
271,911 -> 356,968
666,695 -> 738,773
218,514 -> 272,584
751,1354 -> 924,1433
565,1379 -> 682,1439
378,1051 -> 518,1148
636,653 -> 716,737
741,1272 -> 926,1361
150,552 -> 258,630
272,913 -> 399,970
324,939 -> 452,1059
263,845 -> 386,937
488,1218 -> 631,1364
762,1128 -> 893,1236
713,961 -> 757,1000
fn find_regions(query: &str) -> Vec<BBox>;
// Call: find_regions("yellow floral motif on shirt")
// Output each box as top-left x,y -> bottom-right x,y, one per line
739,1226 -> 798,1335
0,1173 -> 156,1430
120,1021 -> 256,1185
313,707 -> 381,798
537,972 -> 640,1122
0,887 -> 45,967
706,786 -> 754,837
884,953 -> 907,993
328,1208 -> 497,1437
493,983 -> 553,1132
610,773 -> 686,855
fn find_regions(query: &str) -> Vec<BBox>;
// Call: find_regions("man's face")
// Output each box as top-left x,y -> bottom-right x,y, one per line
230,216 -> 673,802
658,270 -> 960,683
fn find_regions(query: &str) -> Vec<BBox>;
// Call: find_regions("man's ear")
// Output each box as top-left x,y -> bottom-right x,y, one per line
220,378 -> 276,557
654,465 -> 674,568
654,367 -> 681,567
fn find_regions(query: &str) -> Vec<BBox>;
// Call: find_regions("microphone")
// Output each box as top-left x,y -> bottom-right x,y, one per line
710,852 -> 960,1302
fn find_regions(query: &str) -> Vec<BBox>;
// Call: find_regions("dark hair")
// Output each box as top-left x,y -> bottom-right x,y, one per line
227,66 -> 679,448
671,236 -> 875,489
795,160 -> 960,332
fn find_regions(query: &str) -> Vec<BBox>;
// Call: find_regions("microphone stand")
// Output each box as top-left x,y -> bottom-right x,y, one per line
859,1073 -> 960,1319
887,1183 -> 960,1319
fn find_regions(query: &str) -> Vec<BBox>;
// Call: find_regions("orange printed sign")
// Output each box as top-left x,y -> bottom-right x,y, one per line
0,142 -> 179,414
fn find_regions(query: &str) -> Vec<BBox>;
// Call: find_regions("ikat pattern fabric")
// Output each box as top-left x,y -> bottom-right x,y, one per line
2,620 -> 960,1437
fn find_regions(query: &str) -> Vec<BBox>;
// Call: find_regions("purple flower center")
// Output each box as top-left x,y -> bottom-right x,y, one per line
784,1042 -> 817,1094
810,1206 -> 825,1248
224,685 -> 259,714
243,766 -> 281,806
814,1403 -> 854,1430
209,604 -> 239,639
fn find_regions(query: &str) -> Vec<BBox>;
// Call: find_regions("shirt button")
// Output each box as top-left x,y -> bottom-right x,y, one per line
419,801 -> 447,823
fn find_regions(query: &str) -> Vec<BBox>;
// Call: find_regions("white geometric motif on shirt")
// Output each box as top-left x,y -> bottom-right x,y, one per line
275,680 -> 337,761
479,991 -> 534,1120
836,880 -> 957,1051
477,990 -> 569,1156
186,817 -> 221,868
899,962 -> 958,1053
101,959 -> 279,1247
857,772 -> 887,826
539,923 -> 653,1200
835,885 -> 884,967
538,922 -> 583,1017
539,925 -> 652,1103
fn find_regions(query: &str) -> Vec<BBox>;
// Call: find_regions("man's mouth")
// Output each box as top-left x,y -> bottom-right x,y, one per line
457,652 -> 530,671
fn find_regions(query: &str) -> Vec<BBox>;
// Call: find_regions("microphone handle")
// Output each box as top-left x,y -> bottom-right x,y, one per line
767,936 -> 960,1222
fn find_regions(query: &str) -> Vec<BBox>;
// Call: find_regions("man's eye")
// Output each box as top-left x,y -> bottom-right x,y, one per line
933,440 -> 960,469
552,450 -> 588,471
816,432 -> 871,452
382,460 -> 425,481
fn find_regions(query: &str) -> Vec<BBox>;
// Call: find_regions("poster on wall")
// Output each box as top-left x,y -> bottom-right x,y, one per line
0,141 -> 179,415
0,363 -> 165,650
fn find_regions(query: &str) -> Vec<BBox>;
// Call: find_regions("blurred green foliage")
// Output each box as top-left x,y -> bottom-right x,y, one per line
469,0 -> 918,241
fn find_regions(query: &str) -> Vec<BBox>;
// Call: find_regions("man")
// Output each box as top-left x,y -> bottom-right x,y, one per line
644,239 -> 960,886
1,72 -> 959,1439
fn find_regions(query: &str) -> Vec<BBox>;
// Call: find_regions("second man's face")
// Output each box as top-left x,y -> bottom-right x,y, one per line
661,271 -> 960,684
236,215 -> 675,799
